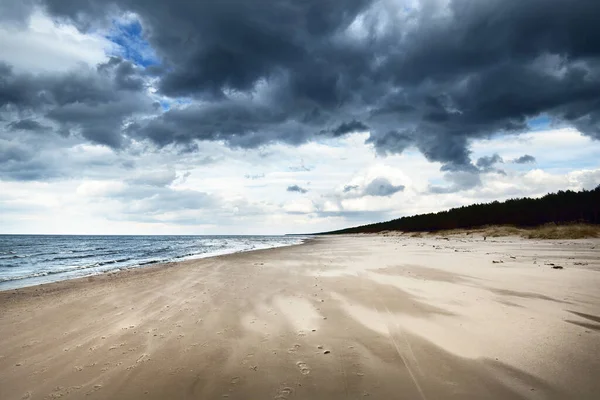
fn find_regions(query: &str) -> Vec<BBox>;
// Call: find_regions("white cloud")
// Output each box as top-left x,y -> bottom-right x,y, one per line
76,180 -> 126,197
1,128 -> 599,234
471,128 -> 600,173
0,10 -> 114,73
283,199 -> 315,214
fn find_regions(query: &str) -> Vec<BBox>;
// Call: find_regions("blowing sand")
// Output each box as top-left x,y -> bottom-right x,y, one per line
1,235 -> 599,399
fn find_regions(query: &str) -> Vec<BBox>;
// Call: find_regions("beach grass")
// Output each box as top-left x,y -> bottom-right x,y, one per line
427,223 -> 600,239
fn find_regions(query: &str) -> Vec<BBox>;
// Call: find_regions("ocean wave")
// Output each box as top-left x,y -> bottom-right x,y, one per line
1,251 -> 64,260
97,257 -> 132,266
0,236 -> 306,288
48,253 -> 99,261
172,251 -> 207,259
139,246 -> 173,256
65,247 -> 109,253
137,260 -> 161,266
0,271 -> 53,282
0,257 -> 134,283
47,250 -> 118,262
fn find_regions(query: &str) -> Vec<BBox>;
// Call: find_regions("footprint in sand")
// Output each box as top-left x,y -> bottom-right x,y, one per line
296,361 -> 310,375
136,354 -> 149,364
288,344 -> 301,353
275,387 -> 293,399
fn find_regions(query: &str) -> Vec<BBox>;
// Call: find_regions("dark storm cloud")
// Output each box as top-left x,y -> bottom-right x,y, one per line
476,154 -> 504,169
287,185 -> 308,194
362,177 -> 404,197
0,58 -> 155,149
127,100 -> 291,149
430,153 -> 506,193
331,120 -> 369,137
101,57 -> 146,91
3,0 -> 600,170
513,155 -> 536,164
7,119 -> 50,132
365,0 -> 600,165
0,140 -> 63,181
474,154 -> 507,175
0,0 -> 35,25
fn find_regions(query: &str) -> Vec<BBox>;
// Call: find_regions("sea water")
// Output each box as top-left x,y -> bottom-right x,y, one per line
0,235 -> 305,291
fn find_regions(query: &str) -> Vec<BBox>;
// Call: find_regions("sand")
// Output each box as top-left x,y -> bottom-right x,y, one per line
1,234 -> 599,400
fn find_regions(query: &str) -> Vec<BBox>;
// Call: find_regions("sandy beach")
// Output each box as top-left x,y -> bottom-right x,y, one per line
1,234 -> 599,400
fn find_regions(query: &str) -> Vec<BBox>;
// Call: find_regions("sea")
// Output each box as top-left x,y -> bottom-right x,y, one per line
0,235 -> 306,291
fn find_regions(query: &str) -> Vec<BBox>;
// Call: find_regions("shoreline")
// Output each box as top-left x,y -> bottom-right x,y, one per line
0,236 -> 312,293
1,234 -> 599,399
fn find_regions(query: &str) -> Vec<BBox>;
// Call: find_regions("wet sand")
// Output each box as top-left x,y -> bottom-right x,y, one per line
1,234 -> 599,399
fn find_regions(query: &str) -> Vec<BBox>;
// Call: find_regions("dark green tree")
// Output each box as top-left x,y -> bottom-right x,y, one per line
323,186 -> 600,234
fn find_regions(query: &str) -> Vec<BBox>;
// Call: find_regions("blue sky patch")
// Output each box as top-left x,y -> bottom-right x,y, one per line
158,100 -> 170,111
106,17 -> 158,68
527,114 -> 551,130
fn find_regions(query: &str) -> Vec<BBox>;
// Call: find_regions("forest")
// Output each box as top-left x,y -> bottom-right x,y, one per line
323,186 -> 600,234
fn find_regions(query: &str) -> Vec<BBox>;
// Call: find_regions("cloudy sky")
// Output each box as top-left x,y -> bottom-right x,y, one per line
1,0 -> 599,235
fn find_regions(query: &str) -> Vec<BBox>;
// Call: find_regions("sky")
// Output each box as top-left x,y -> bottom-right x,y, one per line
1,0 -> 599,235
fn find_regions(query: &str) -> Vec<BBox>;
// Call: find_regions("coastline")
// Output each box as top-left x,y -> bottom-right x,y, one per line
1,234 -> 599,399
0,237 -> 315,297
0,235 -> 309,292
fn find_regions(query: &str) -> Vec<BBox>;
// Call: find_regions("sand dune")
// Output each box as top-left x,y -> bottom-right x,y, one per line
1,235 -> 599,399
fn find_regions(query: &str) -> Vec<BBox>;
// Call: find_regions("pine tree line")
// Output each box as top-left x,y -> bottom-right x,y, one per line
323,186 -> 600,234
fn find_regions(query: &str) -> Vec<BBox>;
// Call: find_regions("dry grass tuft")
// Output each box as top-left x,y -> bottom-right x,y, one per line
483,226 -> 524,237
524,224 -> 600,239
425,224 -> 600,239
